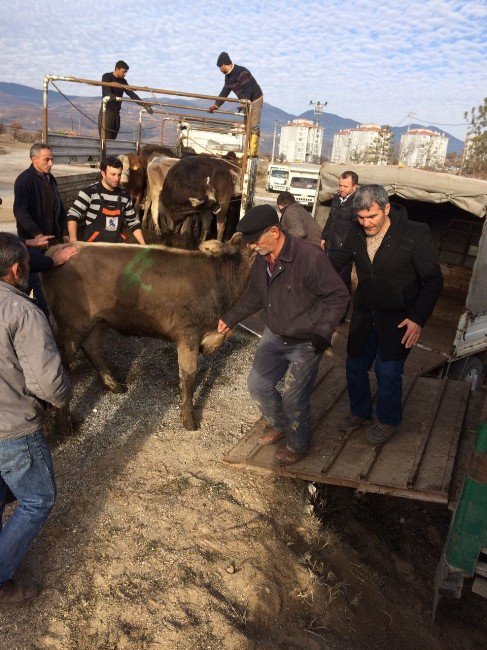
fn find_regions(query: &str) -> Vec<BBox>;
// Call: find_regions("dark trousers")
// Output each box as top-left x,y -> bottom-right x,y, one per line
247,328 -> 323,453
346,328 -> 405,425
98,108 -> 120,140
29,272 -> 49,319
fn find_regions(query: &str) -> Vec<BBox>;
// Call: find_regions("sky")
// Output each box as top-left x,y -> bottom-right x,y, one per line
1,0 -> 486,140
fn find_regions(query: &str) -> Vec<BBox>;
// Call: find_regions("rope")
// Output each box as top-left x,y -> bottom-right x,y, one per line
50,81 -> 98,126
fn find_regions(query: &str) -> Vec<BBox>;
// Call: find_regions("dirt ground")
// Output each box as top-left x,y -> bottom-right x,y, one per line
0,327 -> 486,649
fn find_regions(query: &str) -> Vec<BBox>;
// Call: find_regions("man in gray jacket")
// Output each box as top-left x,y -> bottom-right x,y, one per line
277,191 -> 322,246
0,233 -> 72,606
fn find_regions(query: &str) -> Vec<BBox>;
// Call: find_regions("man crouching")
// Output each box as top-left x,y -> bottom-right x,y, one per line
0,233 -> 72,605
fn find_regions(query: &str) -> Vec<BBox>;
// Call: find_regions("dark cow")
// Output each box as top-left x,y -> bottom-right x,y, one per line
41,236 -> 252,432
161,156 -> 236,246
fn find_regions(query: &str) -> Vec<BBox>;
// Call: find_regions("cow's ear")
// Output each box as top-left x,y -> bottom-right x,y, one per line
229,232 -> 243,246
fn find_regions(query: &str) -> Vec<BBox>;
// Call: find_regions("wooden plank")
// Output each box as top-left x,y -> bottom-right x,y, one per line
475,561 -> 487,578
407,378 -> 448,487
472,576 -> 487,598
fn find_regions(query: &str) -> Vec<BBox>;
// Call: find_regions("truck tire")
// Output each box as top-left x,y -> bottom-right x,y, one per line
449,356 -> 485,392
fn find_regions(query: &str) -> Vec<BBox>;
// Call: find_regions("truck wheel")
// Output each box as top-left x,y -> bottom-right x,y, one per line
449,357 -> 485,392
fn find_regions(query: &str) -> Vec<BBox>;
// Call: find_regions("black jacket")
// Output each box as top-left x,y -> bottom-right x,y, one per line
101,72 -> 142,112
223,235 -> 349,342
321,192 -> 356,252
330,206 -> 443,360
215,64 -> 263,107
14,165 -> 67,241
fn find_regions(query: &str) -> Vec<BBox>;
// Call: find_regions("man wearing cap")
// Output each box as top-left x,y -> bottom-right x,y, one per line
208,52 -> 263,157
218,205 -> 349,465
99,60 -> 153,140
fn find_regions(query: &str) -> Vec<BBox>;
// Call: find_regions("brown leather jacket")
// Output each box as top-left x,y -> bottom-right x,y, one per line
223,234 -> 349,342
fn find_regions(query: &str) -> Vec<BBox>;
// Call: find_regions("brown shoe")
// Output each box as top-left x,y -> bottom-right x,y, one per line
276,446 -> 307,465
0,580 -> 38,606
258,428 -> 286,446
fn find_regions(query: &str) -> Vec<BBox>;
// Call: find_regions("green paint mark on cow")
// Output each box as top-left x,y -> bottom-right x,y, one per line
122,249 -> 154,294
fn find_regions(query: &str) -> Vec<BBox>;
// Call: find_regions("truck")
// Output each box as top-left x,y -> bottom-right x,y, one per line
287,163 -> 320,207
266,163 -> 289,192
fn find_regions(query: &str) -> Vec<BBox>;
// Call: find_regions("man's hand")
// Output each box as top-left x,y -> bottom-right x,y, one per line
145,104 -> 153,115
320,239 -> 326,251
311,333 -> 331,353
52,245 -> 78,267
208,105 -> 218,113
25,234 -> 54,248
398,318 -> 421,348
217,319 -> 230,334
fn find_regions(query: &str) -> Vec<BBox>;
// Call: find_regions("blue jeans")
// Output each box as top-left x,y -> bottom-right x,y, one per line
0,430 -> 56,585
248,328 -> 323,453
346,328 -> 405,425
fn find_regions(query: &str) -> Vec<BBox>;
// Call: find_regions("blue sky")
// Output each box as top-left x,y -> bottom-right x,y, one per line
1,0 -> 485,139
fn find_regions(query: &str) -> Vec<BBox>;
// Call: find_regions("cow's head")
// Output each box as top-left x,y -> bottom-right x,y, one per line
188,177 -> 219,211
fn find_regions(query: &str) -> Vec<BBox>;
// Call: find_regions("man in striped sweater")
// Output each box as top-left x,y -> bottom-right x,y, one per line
67,157 -> 145,244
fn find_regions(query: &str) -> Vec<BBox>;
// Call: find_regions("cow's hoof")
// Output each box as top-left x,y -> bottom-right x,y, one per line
182,414 -> 198,430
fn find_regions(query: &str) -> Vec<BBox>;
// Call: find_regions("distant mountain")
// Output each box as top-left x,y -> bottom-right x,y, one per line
0,82 -> 464,154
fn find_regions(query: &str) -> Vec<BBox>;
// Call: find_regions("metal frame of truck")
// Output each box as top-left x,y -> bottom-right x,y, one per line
41,74 -> 258,218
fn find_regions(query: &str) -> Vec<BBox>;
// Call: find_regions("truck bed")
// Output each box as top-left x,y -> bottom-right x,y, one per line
224,356 -> 471,504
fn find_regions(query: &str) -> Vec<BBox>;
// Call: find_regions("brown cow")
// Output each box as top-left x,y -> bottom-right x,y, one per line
118,153 -> 145,213
161,156 -> 235,247
41,236 -> 252,432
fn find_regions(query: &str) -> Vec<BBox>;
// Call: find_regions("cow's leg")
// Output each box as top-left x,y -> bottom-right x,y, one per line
215,202 -> 229,242
176,339 -> 199,430
198,211 -> 213,245
51,327 -> 85,437
151,188 -> 162,234
81,322 -> 127,393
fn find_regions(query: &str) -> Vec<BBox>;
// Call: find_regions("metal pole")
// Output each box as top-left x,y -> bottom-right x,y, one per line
271,120 -> 277,163
137,110 -> 143,154
101,96 -> 109,160
42,75 -> 49,143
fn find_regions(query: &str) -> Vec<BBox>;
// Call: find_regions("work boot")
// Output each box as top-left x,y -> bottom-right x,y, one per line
258,428 -> 286,446
249,133 -> 260,158
366,422 -> 396,446
339,414 -> 371,433
275,445 -> 307,465
0,580 -> 38,606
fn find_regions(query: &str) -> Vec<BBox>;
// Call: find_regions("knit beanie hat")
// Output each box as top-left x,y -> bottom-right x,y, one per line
216,52 -> 232,67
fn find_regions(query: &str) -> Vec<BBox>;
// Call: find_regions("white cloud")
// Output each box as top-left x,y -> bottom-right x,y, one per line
0,0 -> 485,139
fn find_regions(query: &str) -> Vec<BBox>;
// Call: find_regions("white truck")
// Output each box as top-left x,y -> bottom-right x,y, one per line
287,163 -> 320,208
266,163 -> 289,192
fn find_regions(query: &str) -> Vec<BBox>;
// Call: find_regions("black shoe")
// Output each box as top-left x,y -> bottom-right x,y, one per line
0,580 -> 38,606
339,414 -> 371,433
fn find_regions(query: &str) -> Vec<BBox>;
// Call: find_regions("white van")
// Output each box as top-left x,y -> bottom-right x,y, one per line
287,164 -> 320,207
266,164 -> 289,192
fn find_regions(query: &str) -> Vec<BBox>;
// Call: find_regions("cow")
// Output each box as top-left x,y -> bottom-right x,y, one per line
160,156 -> 236,247
142,155 -> 179,232
118,153 -> 146,213
41,235 -> 252,433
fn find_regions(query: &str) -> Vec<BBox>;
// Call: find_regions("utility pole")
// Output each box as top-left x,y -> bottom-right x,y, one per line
407,111 -> 417,132
271,120 -> 278,163
309,100 -> 328,162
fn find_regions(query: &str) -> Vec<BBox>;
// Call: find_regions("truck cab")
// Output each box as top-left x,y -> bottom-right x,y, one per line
287,164 -> 320,208
266,163 -> 289,192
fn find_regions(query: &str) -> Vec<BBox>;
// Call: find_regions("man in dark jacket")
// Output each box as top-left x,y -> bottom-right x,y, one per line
329,185 -> 443,445
99,60 -> 153,140
218,205 -> 349,464
208,52 -> 263,157
277,191 -> 322,246
320,170 -> 358,295
14,144 -> 67,316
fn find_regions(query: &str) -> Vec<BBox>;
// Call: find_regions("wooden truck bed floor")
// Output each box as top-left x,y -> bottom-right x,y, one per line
224,356 -> 471,504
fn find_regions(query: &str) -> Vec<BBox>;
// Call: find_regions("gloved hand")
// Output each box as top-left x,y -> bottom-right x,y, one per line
311,333 -> 331,354
145,104 -> 153,115
208,105 -> 218,113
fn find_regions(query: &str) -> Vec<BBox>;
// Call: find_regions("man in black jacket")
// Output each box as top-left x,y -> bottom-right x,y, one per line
208,52 -> 263,157
330,185 -> 443,445
14,144 -> 67,316
99,60 -> 153,140
218,205 -> 349,464
320,170 -> 358,296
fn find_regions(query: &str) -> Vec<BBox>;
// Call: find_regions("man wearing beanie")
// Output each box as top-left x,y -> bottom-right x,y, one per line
218,205 -> 349,465
208,52 -> 263,157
